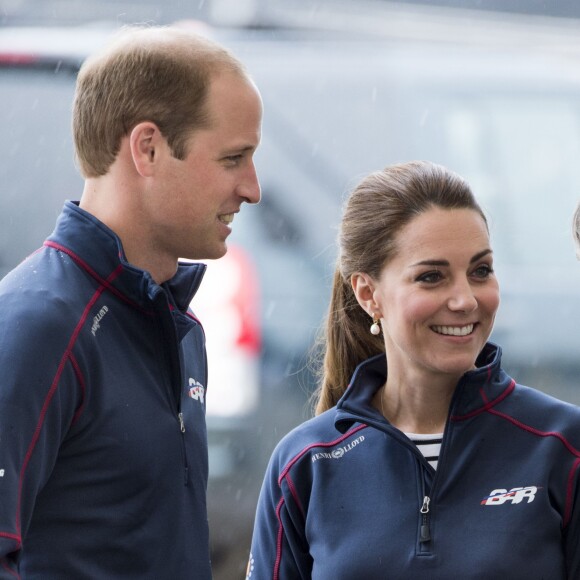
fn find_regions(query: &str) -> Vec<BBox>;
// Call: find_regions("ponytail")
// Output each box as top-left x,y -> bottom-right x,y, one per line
314,268 -> 384,415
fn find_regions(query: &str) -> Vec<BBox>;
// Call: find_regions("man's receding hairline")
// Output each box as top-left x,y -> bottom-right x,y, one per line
106,26 -> 215,51
88,26 -> 247,75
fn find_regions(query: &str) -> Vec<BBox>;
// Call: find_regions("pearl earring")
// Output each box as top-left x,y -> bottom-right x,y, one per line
370,316 -> 381,336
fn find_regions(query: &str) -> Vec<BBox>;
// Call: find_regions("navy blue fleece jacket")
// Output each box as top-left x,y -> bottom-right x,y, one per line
248,345 -> 580,579
0,202 -> 211,578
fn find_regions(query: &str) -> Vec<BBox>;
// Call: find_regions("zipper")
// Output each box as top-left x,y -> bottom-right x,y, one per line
341,370 -> 480,558
419,495 -> 431,543
178,410 -> 189,485
345,415 -> 437,549
154,290 -> 190,485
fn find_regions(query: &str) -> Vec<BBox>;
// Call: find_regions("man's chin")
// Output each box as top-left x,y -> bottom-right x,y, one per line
214,243 -> 228,260
179,245 -> 227,262
203,244 -> 228,261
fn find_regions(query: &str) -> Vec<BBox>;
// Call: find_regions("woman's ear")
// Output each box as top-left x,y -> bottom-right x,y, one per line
351,272 -> 380,317
129,122 -> 162,178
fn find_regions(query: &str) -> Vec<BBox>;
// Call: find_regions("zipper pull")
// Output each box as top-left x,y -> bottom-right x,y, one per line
420,496 -> 431,542
178,412 -> 186,433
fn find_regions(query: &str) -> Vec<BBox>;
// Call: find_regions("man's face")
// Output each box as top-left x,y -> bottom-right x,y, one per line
151,72 -> 262,261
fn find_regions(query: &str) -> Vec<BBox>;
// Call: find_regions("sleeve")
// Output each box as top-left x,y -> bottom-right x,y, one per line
246,451 -> 313,580
0,306 -> 82,576
563,459 -> 580,578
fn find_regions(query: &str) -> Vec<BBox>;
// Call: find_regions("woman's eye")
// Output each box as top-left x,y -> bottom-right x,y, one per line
417,270 -> 442,284
473,264 -> 494,278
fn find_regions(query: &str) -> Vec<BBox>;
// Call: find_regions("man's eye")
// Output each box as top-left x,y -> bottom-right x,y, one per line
224,154 -> 243,164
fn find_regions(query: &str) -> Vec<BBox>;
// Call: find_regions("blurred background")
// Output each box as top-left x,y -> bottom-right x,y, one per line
2,0 -> 580,577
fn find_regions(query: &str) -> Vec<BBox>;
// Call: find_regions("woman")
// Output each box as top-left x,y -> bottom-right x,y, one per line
246,161 -> 580,579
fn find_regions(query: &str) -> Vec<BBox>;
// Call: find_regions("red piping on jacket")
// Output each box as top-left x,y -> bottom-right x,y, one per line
14,263 -> 123,539
272,424 -> 368,579
44,241 -> 152,314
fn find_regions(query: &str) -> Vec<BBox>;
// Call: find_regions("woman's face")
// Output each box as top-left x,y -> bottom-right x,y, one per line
372,207 -> 500,383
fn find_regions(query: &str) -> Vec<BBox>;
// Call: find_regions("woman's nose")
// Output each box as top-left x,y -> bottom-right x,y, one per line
447,281 -> 478,313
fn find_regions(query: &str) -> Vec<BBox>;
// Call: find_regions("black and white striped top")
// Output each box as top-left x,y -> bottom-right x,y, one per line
406,433 -> 443,470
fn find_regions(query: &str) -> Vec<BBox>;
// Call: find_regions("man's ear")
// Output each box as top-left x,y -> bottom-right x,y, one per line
351,272 -> 380,317
129,122 -> 163,178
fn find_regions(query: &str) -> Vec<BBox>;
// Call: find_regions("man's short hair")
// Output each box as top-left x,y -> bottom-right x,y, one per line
73,26 -> 249,178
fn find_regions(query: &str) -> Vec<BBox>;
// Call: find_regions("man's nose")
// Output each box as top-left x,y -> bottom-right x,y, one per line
239,161 -> 261,204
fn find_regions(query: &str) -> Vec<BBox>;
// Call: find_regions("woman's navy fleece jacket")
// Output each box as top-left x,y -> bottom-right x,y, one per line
248,345 -> 580,579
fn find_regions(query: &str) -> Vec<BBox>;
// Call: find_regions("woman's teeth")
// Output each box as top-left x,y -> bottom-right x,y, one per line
432,324 -> 474,336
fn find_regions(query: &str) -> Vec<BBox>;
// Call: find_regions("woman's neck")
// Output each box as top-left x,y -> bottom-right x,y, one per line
373,370 -> 458,434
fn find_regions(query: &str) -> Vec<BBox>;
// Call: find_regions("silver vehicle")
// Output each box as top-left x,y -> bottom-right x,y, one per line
2,10 -> 580,576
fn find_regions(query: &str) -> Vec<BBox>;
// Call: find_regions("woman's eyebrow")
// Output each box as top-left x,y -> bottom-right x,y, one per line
470,249 -> 493,263
411,259 -> 449,267
411,249 -> 492,268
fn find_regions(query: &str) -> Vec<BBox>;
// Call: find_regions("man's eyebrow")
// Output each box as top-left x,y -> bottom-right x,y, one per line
411,249 -> 493,268
223,144 -> 257,155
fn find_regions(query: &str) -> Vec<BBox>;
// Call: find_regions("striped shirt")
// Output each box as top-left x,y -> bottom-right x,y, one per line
406,433 -> 443,469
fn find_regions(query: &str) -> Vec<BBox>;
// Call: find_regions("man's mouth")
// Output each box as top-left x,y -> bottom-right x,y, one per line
431,324 -> 475,337
218,213 -> 234,225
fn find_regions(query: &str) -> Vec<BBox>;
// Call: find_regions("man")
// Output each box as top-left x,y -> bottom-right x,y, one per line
0,26 -> 262,577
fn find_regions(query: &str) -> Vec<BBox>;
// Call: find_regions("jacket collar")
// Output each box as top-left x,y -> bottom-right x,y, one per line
45,201 -> 206,311
334,343 -> 514,433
